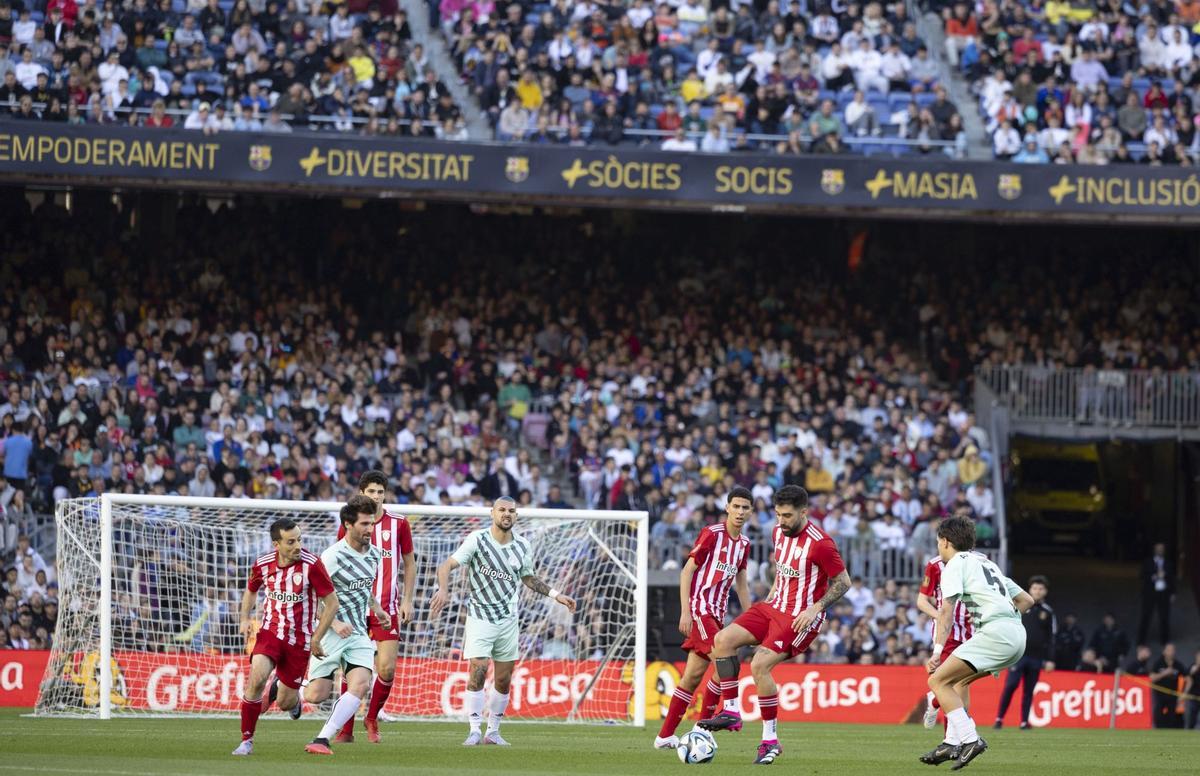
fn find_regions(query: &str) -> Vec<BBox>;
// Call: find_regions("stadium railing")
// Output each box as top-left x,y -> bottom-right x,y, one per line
977,365 -> 1200,433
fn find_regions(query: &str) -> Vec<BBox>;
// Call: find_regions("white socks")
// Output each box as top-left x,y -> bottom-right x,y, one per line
318,692 -> 361,740
466,689 -> 486,733
946,707 -> 978,745
487,692 -> 510,734
762,718 -> 777,741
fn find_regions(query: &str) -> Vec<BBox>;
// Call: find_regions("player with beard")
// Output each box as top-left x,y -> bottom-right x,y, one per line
698,485 -> 850,765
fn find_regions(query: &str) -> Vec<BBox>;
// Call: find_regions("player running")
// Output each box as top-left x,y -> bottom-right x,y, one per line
654,486 -> 753,750
699,485 -> 850,765
917,542 -> 975,730
303,496 -> 393,756
920,517 -> 1035,770
429,496 -> 577,746
232,518 -> 337,756
333,470 -> 416,744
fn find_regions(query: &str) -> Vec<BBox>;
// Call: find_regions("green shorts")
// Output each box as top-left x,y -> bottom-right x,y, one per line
463,615 -> 520,662
307,631 -> 376,680
953,618 -> 1027,677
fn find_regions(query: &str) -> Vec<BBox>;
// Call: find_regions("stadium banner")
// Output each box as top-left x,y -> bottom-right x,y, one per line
0,650 -> 49,707
13,649 -> 1150,728
2,123 -> 1200,222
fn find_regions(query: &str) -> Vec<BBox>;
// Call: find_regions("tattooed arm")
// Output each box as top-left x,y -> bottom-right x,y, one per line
523,575 -> 578,613
792,570 -> 851,634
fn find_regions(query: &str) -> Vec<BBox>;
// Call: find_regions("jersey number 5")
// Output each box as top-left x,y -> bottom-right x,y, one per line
981,565 -> 1008,597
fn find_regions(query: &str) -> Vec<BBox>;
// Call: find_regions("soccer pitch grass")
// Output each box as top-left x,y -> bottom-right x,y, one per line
1,708 -> 1198,776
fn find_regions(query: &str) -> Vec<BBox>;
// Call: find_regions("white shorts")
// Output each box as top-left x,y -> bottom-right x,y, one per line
953,618 -> 1027,677
463,615 -> 520,662
307,631 -> 375,680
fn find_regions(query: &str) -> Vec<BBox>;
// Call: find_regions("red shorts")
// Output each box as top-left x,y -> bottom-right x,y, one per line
252,630 -> 310,689
681,613 -> 723,659
734,602 -> 822,658
368,611 -> 398,642
943,639 -> 963,658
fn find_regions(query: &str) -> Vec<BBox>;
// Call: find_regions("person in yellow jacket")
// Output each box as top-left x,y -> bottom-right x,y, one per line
515,69 -> 544,110
957,445 -> 987,488
348,45 -> 377,90
680,68 -> 708,104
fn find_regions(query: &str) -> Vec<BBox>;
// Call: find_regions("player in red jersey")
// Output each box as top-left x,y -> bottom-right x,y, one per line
699,485 -> 850,765
653,486 -> 754,750
232,517 -> 337,756
917,546 -> 975,730
333,470 -> 416,744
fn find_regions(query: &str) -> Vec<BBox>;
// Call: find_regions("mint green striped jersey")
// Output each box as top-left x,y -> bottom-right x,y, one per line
941,551 -> 1024,628
320,538 -> 382,636
451,529 -> 534,624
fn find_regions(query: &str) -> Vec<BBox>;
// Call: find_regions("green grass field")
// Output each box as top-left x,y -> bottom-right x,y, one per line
1,708 -> 1198,775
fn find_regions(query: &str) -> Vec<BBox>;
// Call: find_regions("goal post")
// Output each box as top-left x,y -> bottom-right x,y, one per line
38,493 -> 648,726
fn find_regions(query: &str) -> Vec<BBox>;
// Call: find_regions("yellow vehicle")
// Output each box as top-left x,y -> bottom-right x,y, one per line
1009,438 -> 1109,554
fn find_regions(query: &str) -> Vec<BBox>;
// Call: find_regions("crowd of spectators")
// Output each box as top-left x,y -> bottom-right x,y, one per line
945,0 -> 1200,164
0,533 -> 57,649
0,197 -> 1196,659
0,0 -> 468,139
439,0 -> 966,155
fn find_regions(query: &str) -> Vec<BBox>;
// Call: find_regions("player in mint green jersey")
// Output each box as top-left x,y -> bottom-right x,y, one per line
429,496 -> 577,746
302,495 -> 392,756
921,516 -> 1035,770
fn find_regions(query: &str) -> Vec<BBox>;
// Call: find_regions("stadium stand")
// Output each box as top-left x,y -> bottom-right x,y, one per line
955,0 -> 1200,163
0,0 -> 468,138
0,197 -> 1195,662
437,0 -> 965,155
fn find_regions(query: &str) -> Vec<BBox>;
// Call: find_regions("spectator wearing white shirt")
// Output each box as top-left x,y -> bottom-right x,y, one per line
845,90 -> 880,135
840,19 -> 866,52
993,119 -> 1021,159
1070,48 -> 1108,92
872,512 -> 907,550
626,0 -> 652,29
13,50 -> 43,91
677,0 -> 708,38
700,121 -> 730,153
1162,28 -> 1192,72
98,50 -> 129,97
812,10 -> 839,44
849,38 -> 888,94
746,39 -> 777,83
1038,114 -> 1070,151
1138,23 -> 1167,74
821,42 -> 854,91
12,10 -> 36,46
696,39 -> 723,81
967,481 -> 996,519
703,58 -> 735,96
844,576 -> 874,618
890,486 -> 922,529
1143,115 -> 1177,149
1065,90 -> 1093,129
880,41 -> 911,92
328,7 -> 354,42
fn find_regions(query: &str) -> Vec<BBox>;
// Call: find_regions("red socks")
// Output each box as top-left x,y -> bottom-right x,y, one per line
700,678 -> 722,720
366,676 -> 394,722
658,687 -> 693,738
240,696 -> 262,741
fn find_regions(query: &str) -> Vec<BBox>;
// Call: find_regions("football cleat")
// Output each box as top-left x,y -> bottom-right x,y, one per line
653,735 -> 680,749
462,730 -> 483,746
923,704 -> 939,729
231,740 -> 253,756
754,740 -> 782,765
919,741 -> 961,765
334,730 -> 354,744
697,710 -> 743,732
364,717 -> 381,743
951,737 -> 988,770
992,720 -> 1003,729
483,731 -> 511,746
288,700 -> 302,721
304,738 -> 333,755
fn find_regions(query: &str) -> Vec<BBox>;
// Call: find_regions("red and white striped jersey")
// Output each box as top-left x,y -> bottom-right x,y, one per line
687,523 -> 750,620
247,549 -> 334,649
337,511 -> 414,616
920,555 -> 974,643
765,520 -> 846,618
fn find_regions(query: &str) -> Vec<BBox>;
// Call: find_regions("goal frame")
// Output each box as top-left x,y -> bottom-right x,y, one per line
79,493 -> 648,725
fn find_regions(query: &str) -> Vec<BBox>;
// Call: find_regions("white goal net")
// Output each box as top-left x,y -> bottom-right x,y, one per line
36,495 -> 647,725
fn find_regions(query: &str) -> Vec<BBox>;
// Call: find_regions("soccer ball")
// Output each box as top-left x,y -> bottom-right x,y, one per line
676,729 -> 717,764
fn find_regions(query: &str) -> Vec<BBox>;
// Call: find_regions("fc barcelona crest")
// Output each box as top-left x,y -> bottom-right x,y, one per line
820,168 -> 845,195
997,174 -> 1022,200
249,145 -> 272,172
505,155 -> 530,183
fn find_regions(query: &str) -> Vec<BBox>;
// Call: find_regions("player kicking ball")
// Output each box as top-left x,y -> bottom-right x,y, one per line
333,470 -> 416,744
232,518 -> 337,756
917,539 -> 974,730
654,486 -> 753,750
303,496 -> 393,755
921,517 -> 1034,770
430,496 -> 577,746
699,485 -> 850,765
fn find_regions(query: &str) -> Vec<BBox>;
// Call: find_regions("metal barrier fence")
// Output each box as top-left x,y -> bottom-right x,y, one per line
978,365 -> 1200,431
